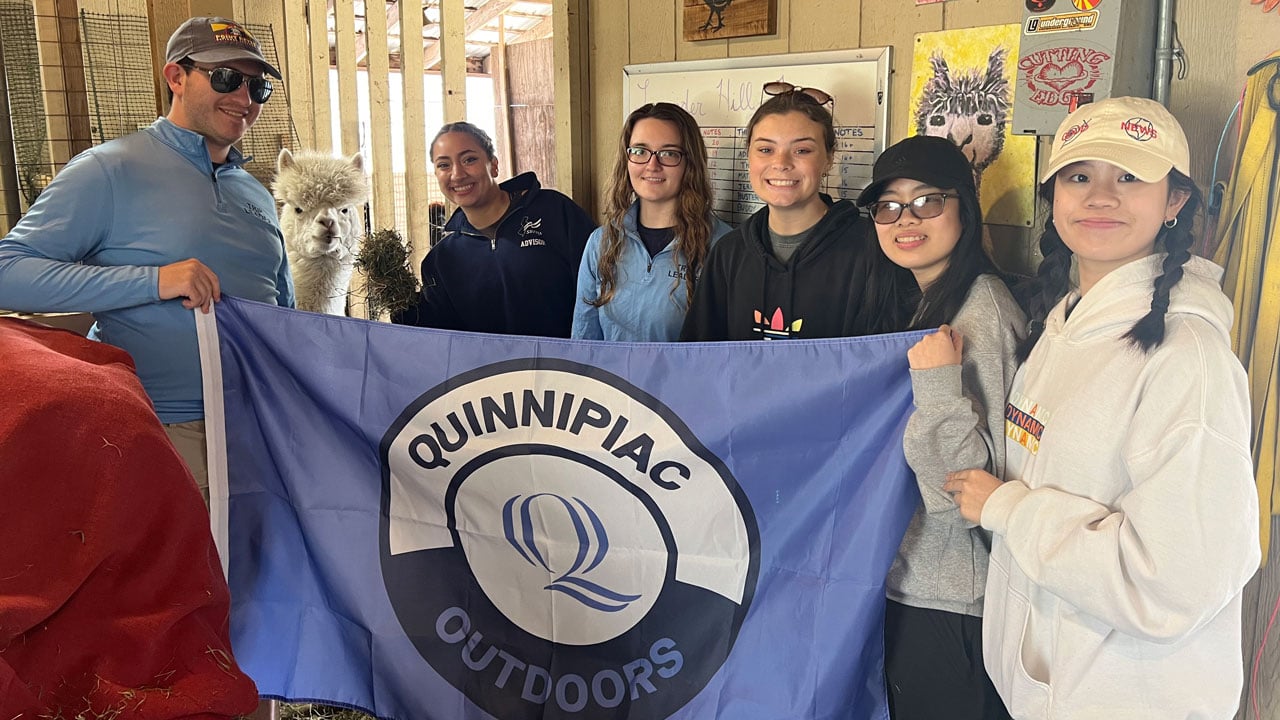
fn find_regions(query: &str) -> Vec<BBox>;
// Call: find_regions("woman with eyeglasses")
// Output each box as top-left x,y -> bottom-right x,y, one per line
392,121 -> 597,337
943,97 -> 1258,720
854,135 -> 1023,720
679,84 -> 871,340
572,103 -> 731,341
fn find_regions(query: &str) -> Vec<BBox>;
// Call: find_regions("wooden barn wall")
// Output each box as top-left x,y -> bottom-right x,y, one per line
505,37 -> 557,189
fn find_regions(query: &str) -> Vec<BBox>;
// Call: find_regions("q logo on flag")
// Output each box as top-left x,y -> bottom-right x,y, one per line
380,358 -> 760,719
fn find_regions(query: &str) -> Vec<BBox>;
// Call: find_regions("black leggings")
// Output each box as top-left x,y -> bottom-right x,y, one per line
883,600 -> 1011,720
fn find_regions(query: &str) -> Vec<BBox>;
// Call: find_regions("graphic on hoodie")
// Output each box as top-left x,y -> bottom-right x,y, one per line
1005,390 -> 1049,454
753,307 -> 803,339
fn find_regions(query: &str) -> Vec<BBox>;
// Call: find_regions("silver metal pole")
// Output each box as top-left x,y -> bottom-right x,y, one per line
1153,0 -> 1176,104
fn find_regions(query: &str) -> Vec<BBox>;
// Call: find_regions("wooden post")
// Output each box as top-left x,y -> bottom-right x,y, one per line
307,0 -> 331,151
282,0 -> 316,147
439,0 -> 466,123
401,0 -> 430,271
552,0 -> 590,206
333,0 -> 358,156
494,14 -> 513,175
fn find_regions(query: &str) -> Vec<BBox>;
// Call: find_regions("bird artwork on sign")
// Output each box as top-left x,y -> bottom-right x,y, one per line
683,0 -> 775,41
701,0 -> 732,31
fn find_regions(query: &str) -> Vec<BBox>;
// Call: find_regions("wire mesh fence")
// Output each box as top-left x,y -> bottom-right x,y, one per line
79,11 -> 156,145
78,13 -> 298,186
240,21 -> 299,185
0,0 -> 52,206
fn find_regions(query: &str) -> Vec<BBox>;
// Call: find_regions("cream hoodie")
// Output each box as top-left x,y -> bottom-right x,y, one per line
980,254 -> 1260,719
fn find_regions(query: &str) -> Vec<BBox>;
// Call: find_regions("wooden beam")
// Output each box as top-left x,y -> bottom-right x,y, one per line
355,0 -> 399,65
423,0 -> 513,69
439,0 -> 467,122
54,0 -> 91,158
552,0 -> 588,200
308,0 -> 332,151
401,0 -> 431,271
283,0 -> 316,146
334,0 -> 359,156
365,0 -> 395,231
494,14 -> 513,175
519,12 -> 552,41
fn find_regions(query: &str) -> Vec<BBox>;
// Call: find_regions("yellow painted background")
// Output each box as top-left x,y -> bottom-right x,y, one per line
909,23 -> 1036,227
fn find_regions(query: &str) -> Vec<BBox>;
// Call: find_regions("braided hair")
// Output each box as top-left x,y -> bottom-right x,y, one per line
1016,169 -> 1203,361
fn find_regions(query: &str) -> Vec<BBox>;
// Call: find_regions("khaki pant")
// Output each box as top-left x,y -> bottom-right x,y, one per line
163,420 -> 275,718
163,420 -> 209,507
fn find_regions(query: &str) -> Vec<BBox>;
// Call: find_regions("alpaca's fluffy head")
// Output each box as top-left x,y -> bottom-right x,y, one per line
273,149 -> 370,261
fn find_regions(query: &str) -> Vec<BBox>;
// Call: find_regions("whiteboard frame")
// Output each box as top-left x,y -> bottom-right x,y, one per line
623,46 -> 891,137
622,48 -> 892,223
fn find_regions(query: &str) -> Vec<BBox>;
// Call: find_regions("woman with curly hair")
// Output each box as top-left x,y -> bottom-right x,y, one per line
572,102 -> 730,341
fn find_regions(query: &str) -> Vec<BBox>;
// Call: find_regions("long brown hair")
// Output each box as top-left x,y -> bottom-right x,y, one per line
589,103 -> 715,308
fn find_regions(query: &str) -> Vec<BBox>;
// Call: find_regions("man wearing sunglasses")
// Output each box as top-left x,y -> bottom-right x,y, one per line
0,16 -> 294,502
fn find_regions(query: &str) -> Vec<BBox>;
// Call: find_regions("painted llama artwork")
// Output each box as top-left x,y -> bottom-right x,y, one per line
909,24 -> 1036,227
914,48 -> 1010,194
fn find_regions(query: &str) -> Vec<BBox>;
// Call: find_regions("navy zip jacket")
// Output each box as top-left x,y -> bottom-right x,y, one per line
394,172 -> 596,337
679,197 -> 871,341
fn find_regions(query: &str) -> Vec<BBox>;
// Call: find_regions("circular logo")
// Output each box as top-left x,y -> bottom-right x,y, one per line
1060,119 -> 1090,145
1026,0 -> 1056,12
381,359 -> 760,719
1071,0 -> 1100,9
1121,116 -> 1157,141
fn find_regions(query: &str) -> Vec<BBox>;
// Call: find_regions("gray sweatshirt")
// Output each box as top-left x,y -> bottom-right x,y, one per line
886,273 -> 1026,616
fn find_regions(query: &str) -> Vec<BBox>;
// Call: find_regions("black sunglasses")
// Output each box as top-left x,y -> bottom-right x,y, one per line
868,193 -> 953,225
762,80 -> 833,107
186,65 -> 273,104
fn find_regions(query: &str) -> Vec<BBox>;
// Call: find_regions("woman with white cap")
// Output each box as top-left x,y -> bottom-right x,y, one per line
943,96 -> 1260,718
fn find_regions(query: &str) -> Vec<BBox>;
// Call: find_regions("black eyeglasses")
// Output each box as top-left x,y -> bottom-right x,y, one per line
762,81 -> 833,107
626,146 -> 685,167
868,193 -> 953,225
186,65 -> 273,104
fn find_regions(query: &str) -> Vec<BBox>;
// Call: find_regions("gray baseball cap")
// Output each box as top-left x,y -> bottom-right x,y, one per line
165,16 -> 281,79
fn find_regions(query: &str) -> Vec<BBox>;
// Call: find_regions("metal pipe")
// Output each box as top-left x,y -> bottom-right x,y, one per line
1153,0 -> 1176,104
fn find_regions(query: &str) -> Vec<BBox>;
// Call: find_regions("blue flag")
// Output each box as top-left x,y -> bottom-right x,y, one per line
197,297 -> 921,720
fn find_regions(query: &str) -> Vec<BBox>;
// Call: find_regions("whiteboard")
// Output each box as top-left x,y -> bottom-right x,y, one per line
623,48 -> 891,226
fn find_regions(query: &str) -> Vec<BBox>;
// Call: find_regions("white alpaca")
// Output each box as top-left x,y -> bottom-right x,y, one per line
273,149 -> 371,315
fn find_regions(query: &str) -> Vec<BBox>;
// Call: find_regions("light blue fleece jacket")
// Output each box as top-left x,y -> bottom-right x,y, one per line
0,117 -> 294,422
571,203 -> 731,341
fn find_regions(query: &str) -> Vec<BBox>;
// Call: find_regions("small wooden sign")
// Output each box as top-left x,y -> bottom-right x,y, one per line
682,0 -> 777,41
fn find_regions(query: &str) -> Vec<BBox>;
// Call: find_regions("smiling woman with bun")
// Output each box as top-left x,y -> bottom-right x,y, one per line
393,121 -> 596,337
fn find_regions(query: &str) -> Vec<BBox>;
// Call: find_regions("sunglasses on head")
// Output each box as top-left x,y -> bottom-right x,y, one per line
185,64 -> 273,104
762,81 -> 833,107
867,192 -> 953,225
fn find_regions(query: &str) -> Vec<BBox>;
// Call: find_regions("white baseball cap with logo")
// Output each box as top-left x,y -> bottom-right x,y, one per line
1039,96 -> 1191,184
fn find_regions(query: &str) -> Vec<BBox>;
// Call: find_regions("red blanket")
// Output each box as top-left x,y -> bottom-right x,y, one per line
0,318 -> 258,719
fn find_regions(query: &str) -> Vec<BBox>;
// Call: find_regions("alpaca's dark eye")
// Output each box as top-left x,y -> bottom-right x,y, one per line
340,207 -> 349,214
930,115 -> 946,127
294,206 -> 303,213
977,114 -> 994,126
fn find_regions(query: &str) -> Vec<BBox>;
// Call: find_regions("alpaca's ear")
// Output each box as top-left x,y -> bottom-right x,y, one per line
277,148 -> 295,172
349,152 -> 365,173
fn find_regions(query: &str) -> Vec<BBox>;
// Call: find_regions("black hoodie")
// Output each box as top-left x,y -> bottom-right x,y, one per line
391,172 -> 597,337
679,197 -> 871,340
